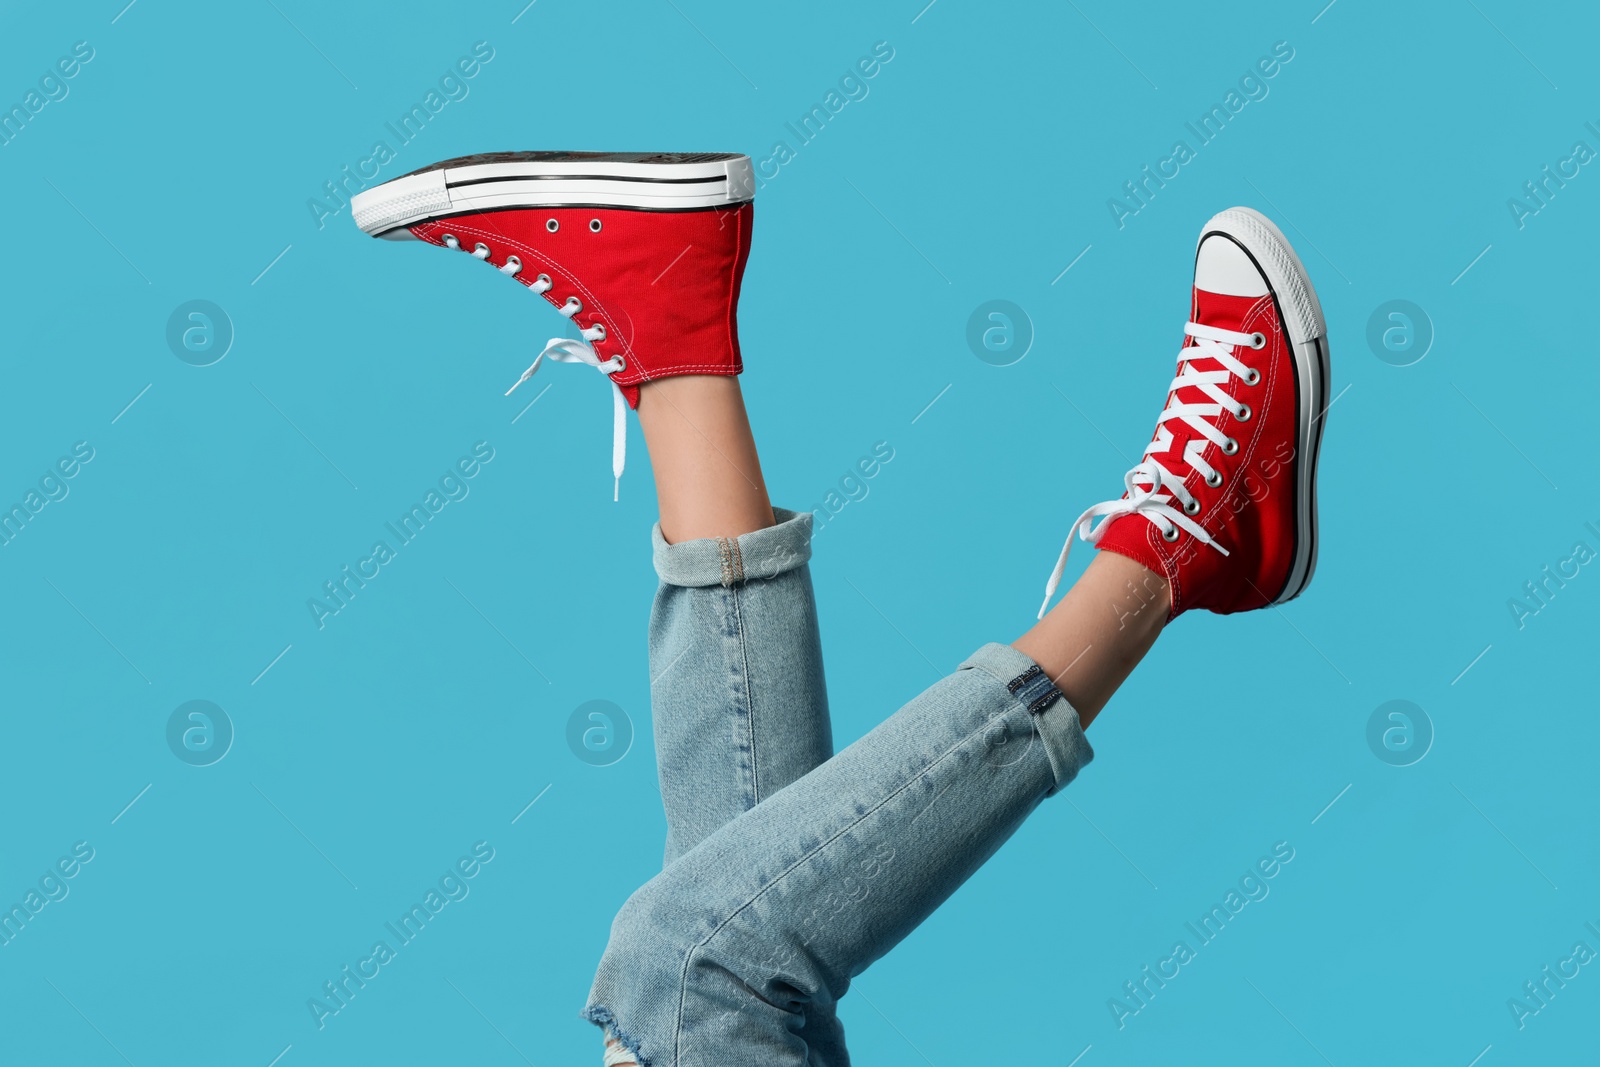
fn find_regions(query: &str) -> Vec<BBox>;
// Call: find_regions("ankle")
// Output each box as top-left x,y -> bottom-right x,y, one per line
1102,554 -> 1173,626
640,377 -> 775,543
1012,554 -> 1169,728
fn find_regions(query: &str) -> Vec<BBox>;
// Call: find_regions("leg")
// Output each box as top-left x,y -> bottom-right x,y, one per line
636,375 -> 835,865
583,556 -> 1157,1067
585,202 -> 1331,1065
613,327 -> 1163,1067
637,375 -> 774,545
631,377 -> 847,1064
343,150 -> 856,1061
1013,550 -> 1169,730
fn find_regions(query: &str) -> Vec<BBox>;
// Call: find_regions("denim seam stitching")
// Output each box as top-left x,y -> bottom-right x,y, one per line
729,584 -> 760,808
669,690 -> 1029,1059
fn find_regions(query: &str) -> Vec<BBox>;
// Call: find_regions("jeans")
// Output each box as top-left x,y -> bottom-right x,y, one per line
584,509 -> 1095,1066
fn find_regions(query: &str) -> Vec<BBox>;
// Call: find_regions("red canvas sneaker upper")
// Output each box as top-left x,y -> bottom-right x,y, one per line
408,203 -> 753,410
1040,230 -> 1311,619
1091,285 -> 1299,616
400,201 -> 752,498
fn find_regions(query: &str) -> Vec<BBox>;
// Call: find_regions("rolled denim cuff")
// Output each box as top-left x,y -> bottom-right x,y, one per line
960,642 -> 1095,796
651,507 -> 813,588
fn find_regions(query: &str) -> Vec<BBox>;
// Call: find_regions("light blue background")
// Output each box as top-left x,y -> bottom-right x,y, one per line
1,1 -> 1595,1063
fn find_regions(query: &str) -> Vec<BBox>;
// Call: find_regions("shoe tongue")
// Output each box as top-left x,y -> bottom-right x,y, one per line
1191,286 -> 1265,333
1147,287 -> 1266,480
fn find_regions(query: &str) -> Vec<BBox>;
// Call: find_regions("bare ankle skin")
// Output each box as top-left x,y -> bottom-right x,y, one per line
636,376 -> 775,543
1012,551 -> 1171,729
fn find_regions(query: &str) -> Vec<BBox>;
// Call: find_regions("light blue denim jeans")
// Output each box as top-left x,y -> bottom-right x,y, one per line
584,508 -> 1094,1066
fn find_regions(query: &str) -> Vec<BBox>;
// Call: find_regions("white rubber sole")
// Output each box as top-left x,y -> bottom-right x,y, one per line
350,151 -> 756,237
1196,206 -> 1331,605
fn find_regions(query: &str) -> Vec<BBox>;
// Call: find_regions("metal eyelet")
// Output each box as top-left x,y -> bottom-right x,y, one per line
591,323 -> 607,342
473,242 -> 491,259
1183,498 -> 1201,516
562,296 -> 583,315
589,218 -> 603,233
1243,368 -> 1261,386
1161,524 -> 1180,542
613,355 -> 627,373
1235,404 -> 1252,422
535,273 -> 552,288
1221,437 -> 1239,456
504,255 -> 522,271
1250,332 -> 1267,349
441,233 -> 459,249
1205,470 -> 1223,488
546,219 -> 560,233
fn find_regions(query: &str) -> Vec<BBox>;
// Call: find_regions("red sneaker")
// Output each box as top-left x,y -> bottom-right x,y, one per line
1040,207 -> 1331,618
350,151 -> 757,497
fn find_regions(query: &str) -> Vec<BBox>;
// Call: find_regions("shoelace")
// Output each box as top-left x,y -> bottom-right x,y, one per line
440,234 -> 628,501
506,337 -> 626,500
1037,321 -> 1264,618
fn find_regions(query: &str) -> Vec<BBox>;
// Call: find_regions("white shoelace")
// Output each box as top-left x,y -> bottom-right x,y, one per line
1037,321 -> 1264,619
439,234 -> 628,500
506,336 -> 626,500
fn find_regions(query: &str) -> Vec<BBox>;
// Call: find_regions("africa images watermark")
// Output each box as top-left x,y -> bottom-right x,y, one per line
306,442 -> 496,629
1506,920 -> 1600,1031
1,441 -> 97,550
0,841 -> 96,948
307,841 -> 496,1030
0,41 -> 96,149
1506,518 -> 1600,630
1107,840 -> 1296,1029
307,42 -> 497,230
752,41 -> 896,188
1107,41 -> 1296,230
1506,121 -> 1600,230
809,440 -> 895,537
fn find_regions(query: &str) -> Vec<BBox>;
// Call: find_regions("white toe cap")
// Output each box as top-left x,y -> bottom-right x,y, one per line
1194,235 -> 1268,297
